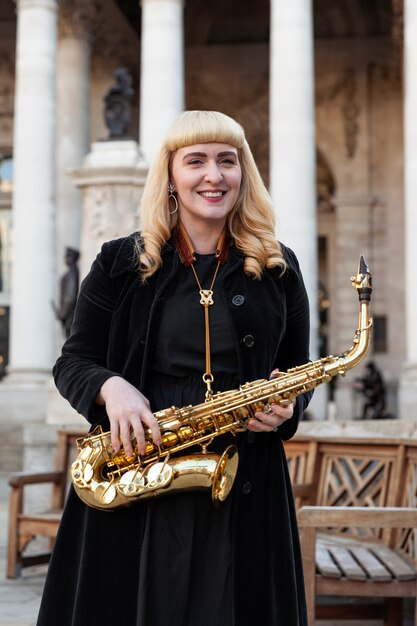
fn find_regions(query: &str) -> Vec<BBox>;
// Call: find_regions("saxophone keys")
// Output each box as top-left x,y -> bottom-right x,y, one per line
145,462 -> 173,488
92,481 -> 117,505
71,460 -> 93,486
78,445 -> 93,461
118,470 -> 145,496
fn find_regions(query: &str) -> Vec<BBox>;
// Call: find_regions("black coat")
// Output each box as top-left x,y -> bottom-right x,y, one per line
37,234 -> 312,626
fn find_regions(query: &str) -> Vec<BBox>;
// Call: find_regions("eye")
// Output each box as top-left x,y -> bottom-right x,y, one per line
187,158 -> 204,165
219,157 -> 237,165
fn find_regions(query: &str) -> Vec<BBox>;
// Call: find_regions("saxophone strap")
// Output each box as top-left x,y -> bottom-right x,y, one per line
175,222 -> 229,401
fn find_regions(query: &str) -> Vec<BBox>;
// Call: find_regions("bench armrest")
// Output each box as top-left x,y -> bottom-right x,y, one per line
298,506 -> 417,529
8,471 -> 64,488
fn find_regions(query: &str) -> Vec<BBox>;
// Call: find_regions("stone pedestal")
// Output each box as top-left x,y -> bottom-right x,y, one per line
72,140 -> 148,279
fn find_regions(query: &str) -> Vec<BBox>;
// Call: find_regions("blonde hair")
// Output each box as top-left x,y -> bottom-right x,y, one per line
138,110 -> 286,280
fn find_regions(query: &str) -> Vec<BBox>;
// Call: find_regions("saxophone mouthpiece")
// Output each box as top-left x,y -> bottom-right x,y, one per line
351,254 -> 372,302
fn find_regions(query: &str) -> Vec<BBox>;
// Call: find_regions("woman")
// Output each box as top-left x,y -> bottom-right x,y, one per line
37,110 -> 311,626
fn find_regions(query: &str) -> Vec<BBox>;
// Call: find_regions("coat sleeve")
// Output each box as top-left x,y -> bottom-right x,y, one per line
53,239 -> 131,425
274,246 -> 313,440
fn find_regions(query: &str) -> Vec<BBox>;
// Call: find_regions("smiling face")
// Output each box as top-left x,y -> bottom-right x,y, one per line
170,142 -> 242,233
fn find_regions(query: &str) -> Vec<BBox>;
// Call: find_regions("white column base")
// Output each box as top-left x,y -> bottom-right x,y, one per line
399,363 -> 417,419
0,373 -> 49,423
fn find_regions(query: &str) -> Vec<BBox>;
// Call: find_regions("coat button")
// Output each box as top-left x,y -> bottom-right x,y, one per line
232,294 -> 245,306
243,334 -> 255,348
242,481 -> 253,495
247,431 -> 256,444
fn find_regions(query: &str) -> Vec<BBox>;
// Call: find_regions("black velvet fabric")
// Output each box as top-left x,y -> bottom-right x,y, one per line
37,234 -> 312,626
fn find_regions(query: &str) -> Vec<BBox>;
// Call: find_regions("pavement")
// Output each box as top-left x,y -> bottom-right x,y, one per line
0,474 -> 46,626
0,471 -> 414,626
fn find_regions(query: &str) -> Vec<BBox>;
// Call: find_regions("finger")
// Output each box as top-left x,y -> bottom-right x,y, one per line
110,420 -> 121,453
248,418 -> 276,432
269,368 -> 281,378
130,416 -> 146,456
254,411 -> 276,428
141,409 -> 162,446
270,402 -> 294,420
119,420 -> 134,458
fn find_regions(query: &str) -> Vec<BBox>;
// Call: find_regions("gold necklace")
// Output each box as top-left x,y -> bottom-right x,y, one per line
175,222 -> 229,401
190,259 -> 221,401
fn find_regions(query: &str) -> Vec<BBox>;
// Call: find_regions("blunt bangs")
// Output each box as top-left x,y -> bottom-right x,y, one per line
163,110 -> 246,152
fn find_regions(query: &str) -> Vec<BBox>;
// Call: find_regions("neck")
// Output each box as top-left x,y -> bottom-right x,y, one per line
175,220 -> 230,267
181,221 -> 226,254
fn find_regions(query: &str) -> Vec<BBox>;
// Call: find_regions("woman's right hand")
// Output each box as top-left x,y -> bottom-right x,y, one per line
97,376 -> 161,458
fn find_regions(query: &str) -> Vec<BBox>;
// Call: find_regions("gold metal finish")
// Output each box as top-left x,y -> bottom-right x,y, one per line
71,256 -> 373,510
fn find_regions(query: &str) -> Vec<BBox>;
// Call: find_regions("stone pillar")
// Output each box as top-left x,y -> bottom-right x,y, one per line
139,0 -> 184,164
0,0 -> 58,474
399,0 -> 417,419
6,0 -> 57,390
56,0 -> 97,278
269,0 -> 325,417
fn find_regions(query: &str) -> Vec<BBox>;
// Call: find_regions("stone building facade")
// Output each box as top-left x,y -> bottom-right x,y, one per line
0,0 -> 416,470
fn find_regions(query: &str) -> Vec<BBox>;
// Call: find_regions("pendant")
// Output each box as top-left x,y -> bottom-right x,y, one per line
199,289 -> 214,306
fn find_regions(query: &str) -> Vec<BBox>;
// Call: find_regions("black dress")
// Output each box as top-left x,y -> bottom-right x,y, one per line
139,253 -> 239,625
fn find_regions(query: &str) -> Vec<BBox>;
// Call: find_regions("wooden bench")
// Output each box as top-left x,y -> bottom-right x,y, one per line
6,428 -> 86,579
284,436 -> 417,626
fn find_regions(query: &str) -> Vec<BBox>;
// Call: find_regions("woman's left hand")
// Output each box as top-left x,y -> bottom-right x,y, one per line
247,368 -> 294,433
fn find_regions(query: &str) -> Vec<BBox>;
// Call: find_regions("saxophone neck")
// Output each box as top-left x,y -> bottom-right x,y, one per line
324,255 -> 373,378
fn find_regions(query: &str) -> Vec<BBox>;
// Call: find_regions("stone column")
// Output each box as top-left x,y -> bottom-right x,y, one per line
269,0 -> 325,417
399,0 -> 417,419
56,0 -> 97,278
139,0 -> 185,164
7,0 -> 58,389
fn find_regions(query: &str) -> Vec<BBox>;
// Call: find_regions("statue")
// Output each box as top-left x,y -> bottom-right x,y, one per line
355,361 -> 388,420
57,247 -> 80,338
103,67 -> 134,139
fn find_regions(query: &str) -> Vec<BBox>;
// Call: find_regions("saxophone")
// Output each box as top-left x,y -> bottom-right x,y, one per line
71,256 -> 372,510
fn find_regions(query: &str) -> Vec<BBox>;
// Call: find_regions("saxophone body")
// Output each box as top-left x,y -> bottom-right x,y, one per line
71,256 -> 373,510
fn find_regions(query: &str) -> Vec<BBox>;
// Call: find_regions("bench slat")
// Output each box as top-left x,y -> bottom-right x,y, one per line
348,545 -> 392,581
316,543 -> 341,579
327,546 -> 367,581
370,544 -> 417,581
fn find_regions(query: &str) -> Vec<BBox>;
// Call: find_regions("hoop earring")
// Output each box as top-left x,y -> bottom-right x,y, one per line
168,182 -> 178,215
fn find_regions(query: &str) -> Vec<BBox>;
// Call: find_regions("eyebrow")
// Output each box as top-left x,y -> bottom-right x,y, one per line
182,150 -> 238,161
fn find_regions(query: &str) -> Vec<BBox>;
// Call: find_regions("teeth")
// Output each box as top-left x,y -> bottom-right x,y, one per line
200,191 -> 224,198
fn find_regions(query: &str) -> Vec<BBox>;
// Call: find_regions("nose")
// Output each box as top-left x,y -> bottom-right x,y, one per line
204,160 -> 223,184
